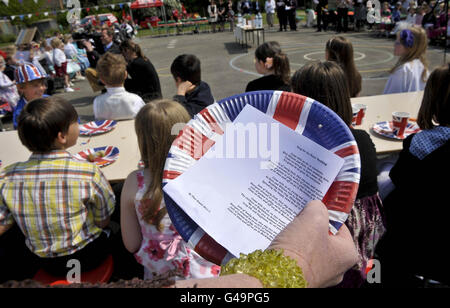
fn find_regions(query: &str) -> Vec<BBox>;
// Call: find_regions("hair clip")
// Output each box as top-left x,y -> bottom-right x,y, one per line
400,29 -> 414,48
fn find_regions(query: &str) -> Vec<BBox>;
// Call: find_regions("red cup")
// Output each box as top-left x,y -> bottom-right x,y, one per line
392,111 -> 410,138
352,104 -> 367,125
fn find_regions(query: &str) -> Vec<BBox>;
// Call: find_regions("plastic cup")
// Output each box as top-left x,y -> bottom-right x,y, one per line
352,103 -> 367,125
392,111 -> 410,138
351,105 -> 359,127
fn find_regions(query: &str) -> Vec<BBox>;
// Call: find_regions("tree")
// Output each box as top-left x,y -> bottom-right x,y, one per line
0,0 -> 47,26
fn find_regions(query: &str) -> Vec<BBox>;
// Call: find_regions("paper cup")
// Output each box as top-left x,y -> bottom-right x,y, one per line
351,105 -> 359,127
392,111 -> 410,138
352,103 -> 367,125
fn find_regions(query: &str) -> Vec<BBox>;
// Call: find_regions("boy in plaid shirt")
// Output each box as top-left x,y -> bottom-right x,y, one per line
0,96 -> 115,280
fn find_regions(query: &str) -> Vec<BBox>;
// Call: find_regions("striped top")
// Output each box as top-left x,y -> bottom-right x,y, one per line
0,151 -> 115,258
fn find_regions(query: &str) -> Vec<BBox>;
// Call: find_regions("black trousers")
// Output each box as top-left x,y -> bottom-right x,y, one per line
287,9 -> 297,30
336,7 -> 348,32
316,8 -> 328,31
277,9 -> 287,30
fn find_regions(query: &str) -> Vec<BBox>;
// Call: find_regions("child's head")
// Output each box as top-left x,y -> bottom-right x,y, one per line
325,36 -> 361,97
50,38 -> 62,49
383,2 -> 389,9
15,63 -> 47,101
134,99 -> 191,229
417,63 -> 450,130
18,96 -> 79,153
291,61 -> 352,126
392,26 -> 428,81
254,41 -> 290,85
96,53 -> 127,87
170,54 -> 201,86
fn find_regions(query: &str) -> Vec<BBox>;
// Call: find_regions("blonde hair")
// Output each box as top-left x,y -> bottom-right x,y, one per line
390,26 -> 429,83
134,99 -> 191,230
50,38 -> 62,49
96,53 -> 127,86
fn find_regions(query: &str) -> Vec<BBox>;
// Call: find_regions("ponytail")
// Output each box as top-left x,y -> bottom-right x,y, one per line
273,52 -> 291,85
255,41 -> 291,86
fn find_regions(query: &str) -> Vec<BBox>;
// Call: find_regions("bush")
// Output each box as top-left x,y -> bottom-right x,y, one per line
0,34 -> 16,44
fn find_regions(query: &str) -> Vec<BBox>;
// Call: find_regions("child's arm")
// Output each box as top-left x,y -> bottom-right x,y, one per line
90,168 -> 116,229
120,171 -> 142,253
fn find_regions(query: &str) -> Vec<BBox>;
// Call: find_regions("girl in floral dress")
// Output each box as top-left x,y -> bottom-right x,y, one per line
120,99 -> 220,280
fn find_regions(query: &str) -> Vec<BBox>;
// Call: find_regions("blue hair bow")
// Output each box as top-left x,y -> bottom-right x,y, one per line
400,29 -> 414,48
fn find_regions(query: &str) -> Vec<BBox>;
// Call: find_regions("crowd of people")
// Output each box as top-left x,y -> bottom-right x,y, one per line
0,15 -> 449,288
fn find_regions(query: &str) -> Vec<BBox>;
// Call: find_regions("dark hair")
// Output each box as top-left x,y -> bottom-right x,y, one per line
291,61 -> 352,126
102,28 -> 115,39
120,39 -> 149,62
170,54 -> 201,85
255,41 -> 290,85
326,36 -> 362,98
417,63 -> 450,130
18,97 -> 78,153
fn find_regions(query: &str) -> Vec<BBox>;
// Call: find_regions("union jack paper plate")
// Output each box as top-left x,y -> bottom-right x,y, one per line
163,91 -> 361,265
372,121 -> 420,140
79,120 -> 117,136
73,146 -> 119,167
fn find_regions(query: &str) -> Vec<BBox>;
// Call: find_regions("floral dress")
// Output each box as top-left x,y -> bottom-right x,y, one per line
133,170 -> 220,280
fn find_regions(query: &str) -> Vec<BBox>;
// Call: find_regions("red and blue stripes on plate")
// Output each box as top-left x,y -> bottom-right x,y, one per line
372,121 -> 420,140
79,120 -> 117,136
163,91 -> 360,265
73,146 -> 119,168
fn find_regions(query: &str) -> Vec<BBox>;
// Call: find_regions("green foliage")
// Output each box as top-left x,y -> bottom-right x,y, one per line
0,33 -> 16,43
0,0 -> 47,26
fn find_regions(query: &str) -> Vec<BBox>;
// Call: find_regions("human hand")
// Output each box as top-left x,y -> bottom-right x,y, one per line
176,80 -> 195,96
83,40 -> 94,52
268,200 -> 358,288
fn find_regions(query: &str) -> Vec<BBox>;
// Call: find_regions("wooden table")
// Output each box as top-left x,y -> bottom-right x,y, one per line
0,120 -> 140,183
234,25 -> 265,51
351,91 -> 424,154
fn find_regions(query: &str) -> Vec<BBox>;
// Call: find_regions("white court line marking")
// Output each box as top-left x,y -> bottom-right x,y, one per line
167,39 -> 177,49
304,51 -> 366,61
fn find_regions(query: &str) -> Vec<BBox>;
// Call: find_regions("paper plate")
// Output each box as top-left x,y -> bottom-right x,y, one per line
79,120 -> 117,136
73,146 -> 119,167
163,91 -> 361,265
372,121 -> 420,140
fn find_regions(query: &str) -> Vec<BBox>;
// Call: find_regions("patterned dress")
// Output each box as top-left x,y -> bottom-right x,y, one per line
133,170 -> 221,280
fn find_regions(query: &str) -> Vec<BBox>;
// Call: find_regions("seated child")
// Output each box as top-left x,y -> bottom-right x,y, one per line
170,54 -> 215,118
93,53 -> 145,121
0,96 -> 115,278
120,99 -> 220,280
13,62 -> 48,129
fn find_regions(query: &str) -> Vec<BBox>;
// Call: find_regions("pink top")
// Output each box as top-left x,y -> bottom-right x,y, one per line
133,170 -> 220,280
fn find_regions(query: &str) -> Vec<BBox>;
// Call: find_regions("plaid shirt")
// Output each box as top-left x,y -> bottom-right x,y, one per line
0,151 -> 115,258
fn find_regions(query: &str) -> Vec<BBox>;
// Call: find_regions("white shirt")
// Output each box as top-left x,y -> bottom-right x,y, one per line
265,0 -> 275,13
383,59 -> 429,94
93,87 -> 145,121
53,48 -> 67,67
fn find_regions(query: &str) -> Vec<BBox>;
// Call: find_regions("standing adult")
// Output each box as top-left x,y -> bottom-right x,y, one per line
120,40 -> 162,102
315,0 -> 329,32
208,0 -> 219,33
265,0 -> 276,28
276,0 -> 287,31
217,0 -> 227,32
286,0 -> 298,31
336,0 -> 351,33
227,0 -> 235,31
84,28 -> 121,93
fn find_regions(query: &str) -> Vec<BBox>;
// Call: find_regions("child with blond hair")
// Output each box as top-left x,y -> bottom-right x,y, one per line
93,53 -> 144,120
